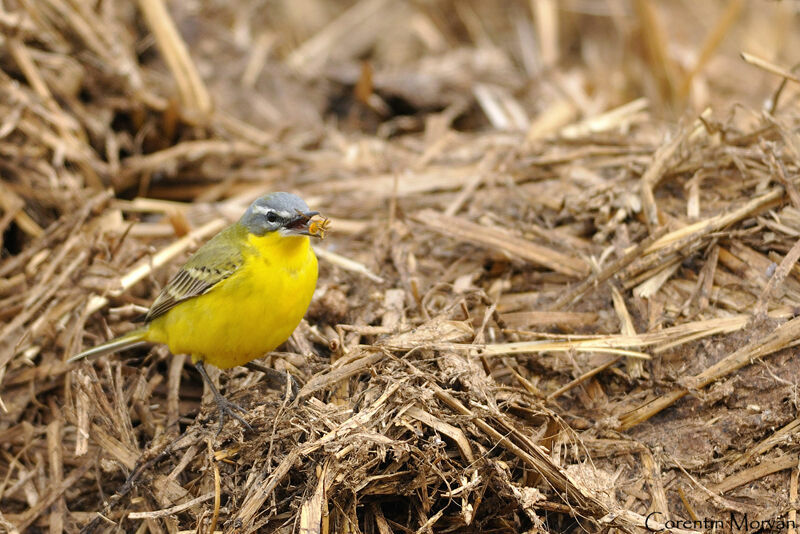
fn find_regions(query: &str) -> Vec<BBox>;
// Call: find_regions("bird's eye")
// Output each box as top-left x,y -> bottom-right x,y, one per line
266,212 -> 278,223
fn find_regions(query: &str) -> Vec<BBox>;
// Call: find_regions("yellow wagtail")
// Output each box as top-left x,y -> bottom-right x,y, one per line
70,192 -> 329,431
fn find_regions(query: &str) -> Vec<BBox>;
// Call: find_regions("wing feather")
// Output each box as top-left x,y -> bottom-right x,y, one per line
144,225 -> 245,322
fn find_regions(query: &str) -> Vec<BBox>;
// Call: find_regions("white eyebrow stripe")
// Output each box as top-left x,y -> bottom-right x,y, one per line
252,205 -> 273,215
253,206 -> 294,218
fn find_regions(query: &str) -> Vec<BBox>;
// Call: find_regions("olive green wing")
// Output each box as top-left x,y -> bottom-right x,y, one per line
144,225 -> 246,322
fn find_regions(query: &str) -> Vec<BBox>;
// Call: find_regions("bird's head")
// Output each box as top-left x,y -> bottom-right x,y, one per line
241,192 -> 328,238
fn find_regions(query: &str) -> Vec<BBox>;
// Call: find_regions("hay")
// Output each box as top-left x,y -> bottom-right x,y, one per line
3,1 -> 800,532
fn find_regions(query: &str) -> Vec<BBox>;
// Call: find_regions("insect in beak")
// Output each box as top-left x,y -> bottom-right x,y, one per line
283,210 -> 330,238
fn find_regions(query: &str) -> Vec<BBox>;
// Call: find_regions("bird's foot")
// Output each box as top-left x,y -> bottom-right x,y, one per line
212,394 -> 252,435
194,360 -> 253,435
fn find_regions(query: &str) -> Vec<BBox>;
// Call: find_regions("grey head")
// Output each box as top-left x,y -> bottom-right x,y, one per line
240,192 -> 320,237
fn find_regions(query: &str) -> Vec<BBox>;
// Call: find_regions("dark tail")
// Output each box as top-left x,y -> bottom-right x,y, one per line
69,329 -> 148,362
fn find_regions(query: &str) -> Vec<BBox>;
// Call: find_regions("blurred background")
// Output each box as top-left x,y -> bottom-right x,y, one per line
170,0 -> 797,132
4,1 -> 800,208
172,0 -> 797,127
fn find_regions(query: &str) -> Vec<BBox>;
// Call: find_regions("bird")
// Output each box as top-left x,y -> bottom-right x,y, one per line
70,192 -> 328,432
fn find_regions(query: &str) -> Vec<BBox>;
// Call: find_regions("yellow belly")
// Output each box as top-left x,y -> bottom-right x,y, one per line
145,235 -> 317,369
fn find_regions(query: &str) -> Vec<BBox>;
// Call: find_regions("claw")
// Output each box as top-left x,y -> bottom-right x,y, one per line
212,394 -> 252,435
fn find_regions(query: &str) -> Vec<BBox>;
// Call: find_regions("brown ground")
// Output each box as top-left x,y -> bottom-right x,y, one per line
2,1 -> 800,533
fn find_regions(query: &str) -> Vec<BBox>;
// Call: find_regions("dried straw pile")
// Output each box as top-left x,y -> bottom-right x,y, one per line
3,1 -> 800,533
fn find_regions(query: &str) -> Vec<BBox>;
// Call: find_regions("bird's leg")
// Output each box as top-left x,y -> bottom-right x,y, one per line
194,361 -> 252,434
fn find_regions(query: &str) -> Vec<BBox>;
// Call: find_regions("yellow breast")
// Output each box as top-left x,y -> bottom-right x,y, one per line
146,232 -> 318,369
